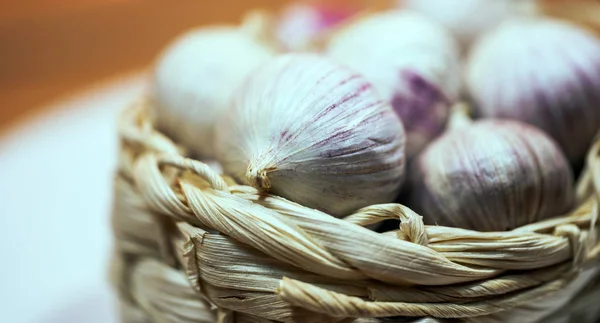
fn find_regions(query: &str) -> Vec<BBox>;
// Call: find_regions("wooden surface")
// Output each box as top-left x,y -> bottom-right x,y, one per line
0,0 -> 286,132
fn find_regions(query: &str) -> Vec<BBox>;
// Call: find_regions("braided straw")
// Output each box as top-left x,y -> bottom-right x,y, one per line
111,99 -> 600,322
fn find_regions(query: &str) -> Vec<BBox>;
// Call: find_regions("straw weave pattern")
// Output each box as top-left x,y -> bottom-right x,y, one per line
111,100 -> 600,323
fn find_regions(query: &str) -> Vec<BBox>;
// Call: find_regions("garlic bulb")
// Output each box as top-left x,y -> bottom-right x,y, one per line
153,26 -> 273,158
327,11 -> 460,158
409,119 -> 573,231
275,2 -> 357,51
216,53 -> 406,216
402,0 -> 534,49
466,16 -> 600,162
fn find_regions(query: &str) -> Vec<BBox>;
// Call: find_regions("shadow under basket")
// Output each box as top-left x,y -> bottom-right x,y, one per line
110,100 -> 600,323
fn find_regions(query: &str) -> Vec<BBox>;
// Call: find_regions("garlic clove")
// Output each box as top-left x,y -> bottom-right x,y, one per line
327,10 -> 461,158
216,53 -> 406,217
466,16 -> 600,163
402,0 -> 537,50
275,1 -> 360,52
409,119 -> 574,231
152,25 -> 274,158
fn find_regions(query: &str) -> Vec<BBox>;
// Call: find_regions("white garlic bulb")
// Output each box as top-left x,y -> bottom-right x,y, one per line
216,54 -> 406,216
275,2 -> 357,51
153,26 -> 274,158
466,16 -> 600,162
402,0 -> 535,49
409,119 -> 573,231
327,11 -> 460,158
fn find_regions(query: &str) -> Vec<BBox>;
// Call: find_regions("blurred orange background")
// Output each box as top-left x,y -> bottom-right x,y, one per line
0,0 -> 289,132
0,0 -> 598,133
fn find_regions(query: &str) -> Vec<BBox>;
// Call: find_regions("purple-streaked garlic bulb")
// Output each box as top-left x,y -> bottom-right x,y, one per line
402,0 -> 535,49
327,11 -> 460,158
275,1 -> 358,51
409,119 -> 574,231
153,26 -> 274,158
216,54 -> 406,216
466,17 -> 600,163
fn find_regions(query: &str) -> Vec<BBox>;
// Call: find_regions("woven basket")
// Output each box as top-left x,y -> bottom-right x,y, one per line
110,99 -> 600,323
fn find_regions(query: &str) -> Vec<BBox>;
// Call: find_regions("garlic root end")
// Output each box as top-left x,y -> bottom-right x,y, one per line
246,165 -> 275,191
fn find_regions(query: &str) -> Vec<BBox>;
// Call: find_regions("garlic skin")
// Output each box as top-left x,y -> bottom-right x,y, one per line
327,11 -> 460,158
466,17 -> 600,163
410,120 -> 573,231
153,27 -> 273,158
402,0 -> 532,49
216,54 -> 406,216
276,2 -> 356,51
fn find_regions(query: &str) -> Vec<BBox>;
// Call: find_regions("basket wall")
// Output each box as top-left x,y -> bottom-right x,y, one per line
110,101 -> 600,323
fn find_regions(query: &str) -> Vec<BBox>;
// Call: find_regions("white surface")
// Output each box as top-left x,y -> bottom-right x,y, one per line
0,75 -> 147,323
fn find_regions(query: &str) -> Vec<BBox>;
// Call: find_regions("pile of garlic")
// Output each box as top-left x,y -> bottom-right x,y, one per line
150,2 -> 600,231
